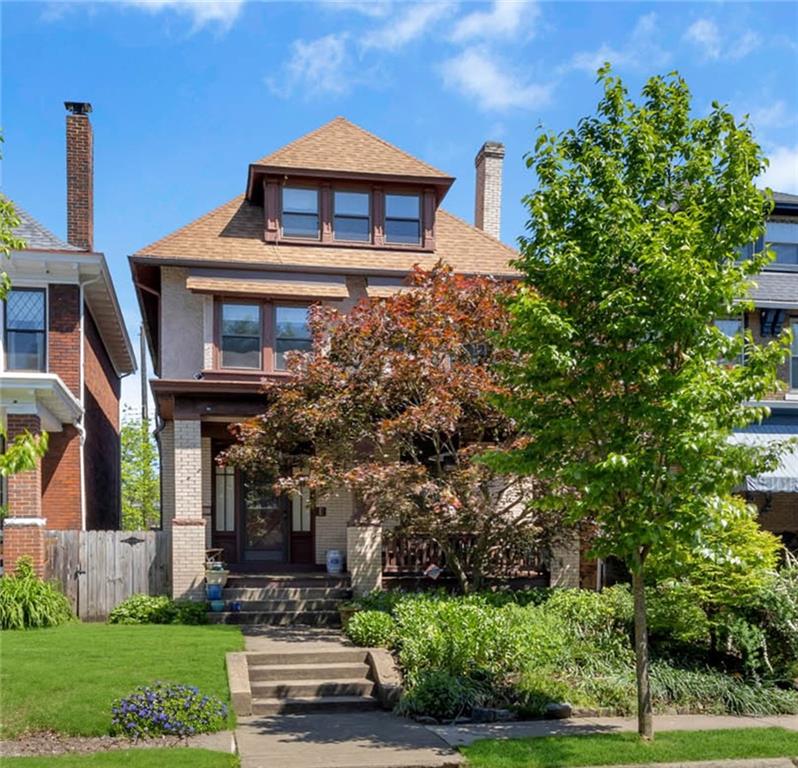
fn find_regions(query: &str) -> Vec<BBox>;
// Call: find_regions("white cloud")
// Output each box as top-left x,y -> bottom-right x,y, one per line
568,12 -> 669,74
684,18 -> 721,60
440,46 -> 552,112
266,34 -> 352,98
749,100 -> 797,130
322,0 -> 393,18
123,1 -> 244,31
450,0 -> 539,43
759,145 -> 798,195
683,18 -> 761,62
362,2 -> 454,52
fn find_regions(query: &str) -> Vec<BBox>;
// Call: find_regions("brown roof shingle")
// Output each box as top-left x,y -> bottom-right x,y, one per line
252,117 -> 452,181
133,195 -> 518,276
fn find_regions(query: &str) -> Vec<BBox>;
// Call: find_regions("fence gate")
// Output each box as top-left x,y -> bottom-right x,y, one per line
45,530 -> 171,621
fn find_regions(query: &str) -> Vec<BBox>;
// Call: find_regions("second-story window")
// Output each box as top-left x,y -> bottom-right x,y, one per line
385,193 -> 421,245
220,302 -> 261,369
282,187 -> 319,239
334,191 -> 370,242
4,288 -> 46,372
275,306 -> 311,370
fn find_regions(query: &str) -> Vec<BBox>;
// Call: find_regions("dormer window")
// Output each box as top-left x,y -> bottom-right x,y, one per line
334,190 -> 370,242
385,193 -> 421,245
282,187 -> 319,239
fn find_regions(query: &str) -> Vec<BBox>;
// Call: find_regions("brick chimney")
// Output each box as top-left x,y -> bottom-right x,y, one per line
65,101 -> 93,251
474,141 -> 505,241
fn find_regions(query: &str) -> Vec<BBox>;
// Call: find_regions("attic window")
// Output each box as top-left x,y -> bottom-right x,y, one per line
385,193 -> 421,245
282,187 -> 319,239
334,190 -> 370,242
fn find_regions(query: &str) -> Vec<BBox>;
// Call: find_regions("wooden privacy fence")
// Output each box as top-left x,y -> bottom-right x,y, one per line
45,530 -> 171,621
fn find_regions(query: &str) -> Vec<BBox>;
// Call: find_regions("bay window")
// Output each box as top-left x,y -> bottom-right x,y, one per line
4,288 -> 46,371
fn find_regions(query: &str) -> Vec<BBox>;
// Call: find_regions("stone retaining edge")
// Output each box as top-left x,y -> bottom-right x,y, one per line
226,652 -> 252,717
367,648 -> 403,710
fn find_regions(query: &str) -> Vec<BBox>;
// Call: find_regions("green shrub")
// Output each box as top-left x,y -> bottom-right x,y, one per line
352,589 -> 409,614
108,594 -> 208,625
397,670 -> 486,721
344,610 -> 396,647
0,558 -> 74,630
515,668 -> 575,718
647,583 -> 710,648
111,682 -> 228,737
543,585 -> 632,650
753,555 -> 798,678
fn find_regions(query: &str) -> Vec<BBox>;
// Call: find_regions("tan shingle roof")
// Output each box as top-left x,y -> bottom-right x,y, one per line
252,117 -> 452,180
133,195 -> 518,276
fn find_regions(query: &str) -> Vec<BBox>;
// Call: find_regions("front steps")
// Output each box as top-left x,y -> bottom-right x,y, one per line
246,648 -> 379,715
208,573 -> 351,627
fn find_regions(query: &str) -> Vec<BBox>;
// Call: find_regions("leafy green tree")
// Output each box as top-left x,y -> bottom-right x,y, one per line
120,410 -> 160,530
1,135 -> 48,499
491,67 -> 790,738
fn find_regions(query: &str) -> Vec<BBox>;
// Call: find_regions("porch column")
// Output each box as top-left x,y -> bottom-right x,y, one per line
4,414 -> 46,577
549,529 -> 581,589
171,419 -> 205,600
347,524 -> 383,596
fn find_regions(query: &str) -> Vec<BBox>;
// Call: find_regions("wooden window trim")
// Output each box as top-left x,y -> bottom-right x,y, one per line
332,187 -> 372,245
280,184 -> 322,242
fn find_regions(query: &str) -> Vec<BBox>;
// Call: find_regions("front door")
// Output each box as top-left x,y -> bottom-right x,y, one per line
290,488 -> 315,564
240,474 -> 289,563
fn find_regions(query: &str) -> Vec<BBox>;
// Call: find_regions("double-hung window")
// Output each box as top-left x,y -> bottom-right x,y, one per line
220,302 -> 261,369
274,306 -> 311,370
334,191 -> 370,242
4,288 -> 46,371
282,187 -> 319,239
384,193 -> 421,245
766,222 -> 798,266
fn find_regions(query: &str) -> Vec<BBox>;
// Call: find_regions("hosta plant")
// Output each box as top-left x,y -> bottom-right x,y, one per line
0,558 -> 74,630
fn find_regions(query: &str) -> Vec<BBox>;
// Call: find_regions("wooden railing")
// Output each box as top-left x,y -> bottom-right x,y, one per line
382,531 -> 546,579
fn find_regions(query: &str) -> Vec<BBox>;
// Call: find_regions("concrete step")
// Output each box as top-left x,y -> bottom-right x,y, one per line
217,599 -> 342,612
251,695 -> 379,716
247,649 -> 369,666
251,678 -> 375,699
249,661 -> 371,681
225,574 -> 350,589
207,610 -> 341,626
222,586 -> 351,601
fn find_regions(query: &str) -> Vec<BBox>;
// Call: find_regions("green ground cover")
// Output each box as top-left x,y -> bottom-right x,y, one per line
0,623 -> 243,738
3,748 -> 238,767
461,728 -> 798,768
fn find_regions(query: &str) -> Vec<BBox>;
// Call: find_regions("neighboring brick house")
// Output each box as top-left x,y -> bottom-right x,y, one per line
130,117 -> 547,598
729,191 -> 798,552
1,102 -> 135,575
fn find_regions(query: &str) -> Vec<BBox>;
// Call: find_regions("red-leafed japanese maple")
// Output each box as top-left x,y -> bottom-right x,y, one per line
225,265 -> 556,592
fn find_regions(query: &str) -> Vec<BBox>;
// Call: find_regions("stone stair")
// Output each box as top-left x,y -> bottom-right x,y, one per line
246,648 -> 379,715
208,573 -> 351,627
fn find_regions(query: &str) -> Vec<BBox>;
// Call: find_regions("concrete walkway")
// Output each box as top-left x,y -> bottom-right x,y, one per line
431,714 -> 798,748
237,711 -> 462,768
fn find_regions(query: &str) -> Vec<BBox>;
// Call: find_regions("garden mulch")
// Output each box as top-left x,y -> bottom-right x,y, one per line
0,729 -> 236,758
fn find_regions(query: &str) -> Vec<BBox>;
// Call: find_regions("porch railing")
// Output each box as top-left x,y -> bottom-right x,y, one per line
381,531 -> 546,580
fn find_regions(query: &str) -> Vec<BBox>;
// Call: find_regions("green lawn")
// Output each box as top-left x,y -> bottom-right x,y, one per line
3,748 -> 238,767
0,623 -> 243,738
462,728 -> 798,768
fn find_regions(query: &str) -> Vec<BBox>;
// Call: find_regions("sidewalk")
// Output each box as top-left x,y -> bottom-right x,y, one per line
430,714 -> 798,748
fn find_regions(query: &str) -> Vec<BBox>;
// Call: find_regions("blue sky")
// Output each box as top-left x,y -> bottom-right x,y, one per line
3,0 -> 797,413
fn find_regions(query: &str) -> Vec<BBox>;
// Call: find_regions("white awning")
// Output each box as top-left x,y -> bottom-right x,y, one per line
730,418 -> 798,493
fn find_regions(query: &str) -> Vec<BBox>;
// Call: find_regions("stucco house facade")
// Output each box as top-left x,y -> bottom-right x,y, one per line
130,118 -> 533,599
1,103 -> 136,575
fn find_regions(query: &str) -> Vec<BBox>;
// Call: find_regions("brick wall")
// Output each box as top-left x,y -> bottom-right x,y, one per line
549,529 -> 581,588
347,525 -> 383,596
474,142 -> 504,241
4,414 -> 45,575
751,491 -> 798,538
159,421 -> 176,526
41,426 -> 81,529
66,110 -> 93,251
83,308 -> 121,529
48,284 -> 81,396
746,310 -> 795,397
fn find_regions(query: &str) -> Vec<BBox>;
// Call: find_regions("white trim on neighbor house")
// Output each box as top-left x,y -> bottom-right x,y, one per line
3,517 -> 48,527
0,372 -> 83,430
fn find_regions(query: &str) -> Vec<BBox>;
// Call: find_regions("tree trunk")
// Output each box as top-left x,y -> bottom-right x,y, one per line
632,556 -> 653,740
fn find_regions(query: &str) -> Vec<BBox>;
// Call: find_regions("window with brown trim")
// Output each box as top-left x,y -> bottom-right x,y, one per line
333,190 -> 370,242
220,302 -> 262,369
384,193 -> 421,245
282,187 -> 320,239
274,305 -> 311,370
